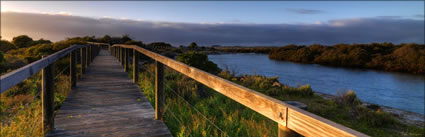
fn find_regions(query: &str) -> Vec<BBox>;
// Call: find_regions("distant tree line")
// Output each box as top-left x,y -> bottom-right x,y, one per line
213,46 -> 277,54
269,43 -> 425,74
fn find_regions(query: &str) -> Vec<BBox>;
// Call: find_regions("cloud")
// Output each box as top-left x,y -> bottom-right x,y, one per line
414,14 -> 424,18
1,12 -> 424,46
376,16 -> 403,19
286,8 -> 325,14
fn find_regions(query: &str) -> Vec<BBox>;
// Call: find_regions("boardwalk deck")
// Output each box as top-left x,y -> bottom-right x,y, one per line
47,50 -> 172,137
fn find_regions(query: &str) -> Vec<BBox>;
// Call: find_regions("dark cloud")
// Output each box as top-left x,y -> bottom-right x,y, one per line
286,8 -> 325,14
1,12 -> 424,46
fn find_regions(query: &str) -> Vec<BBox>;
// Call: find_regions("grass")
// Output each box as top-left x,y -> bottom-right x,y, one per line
1,57 -> 74,137
137,63 -> 424,137
138,64 -> 277,137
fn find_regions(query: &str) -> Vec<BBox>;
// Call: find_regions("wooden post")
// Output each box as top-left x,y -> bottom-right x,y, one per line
90,46 -> 94,62
87,47 -> 91,66
115,47 -> 117,58
70,50 -> 76,87
121,48 -> 125,67
278,124 -> 299,137
125,48 -> 129,72
133,49 -> 138,83
155,61 -> 164,120
81,48 -> 86,74
42,56 -> 54,133
119,47 -> 122,64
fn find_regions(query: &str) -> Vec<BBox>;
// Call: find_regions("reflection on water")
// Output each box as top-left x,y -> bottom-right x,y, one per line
209,53 -> 425,114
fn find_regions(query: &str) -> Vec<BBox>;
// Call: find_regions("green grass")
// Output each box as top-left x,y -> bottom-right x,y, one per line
137,63 -> 424,137
1,57 -> 74,137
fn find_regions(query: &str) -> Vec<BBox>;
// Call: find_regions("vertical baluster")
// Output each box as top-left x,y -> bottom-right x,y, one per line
81,48 -> 86,74
133,49 -> 139,83
42,56 -> 54,134
70,50 -> 76,87
155,61 -> 164,120
125,48 -> 129,72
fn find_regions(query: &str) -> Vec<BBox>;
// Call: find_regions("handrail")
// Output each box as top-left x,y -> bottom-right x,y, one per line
0,44 -> 96,93
112,44 -> 369,137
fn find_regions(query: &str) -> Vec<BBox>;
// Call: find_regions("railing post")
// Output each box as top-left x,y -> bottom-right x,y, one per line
81,48 -> 86,74
70,50 -> 76,87
115,47 -> 117,58
114,47 -> 117,58
125,48 -> 129,72
133,49 -> 138,83
87,47 -> 91,66
119,47 -> 122,64
121,48 -> 125,67
90,46 -> 94,62
42,56 -> 54,134
155,61 -> 164,120
278,123 -> 299,137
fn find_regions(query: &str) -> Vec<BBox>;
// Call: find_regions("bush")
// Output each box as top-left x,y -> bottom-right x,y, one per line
335,90 -> 361,107
176,52 -> 221,74
0,40 -> 16,52
269,43 -> 425,74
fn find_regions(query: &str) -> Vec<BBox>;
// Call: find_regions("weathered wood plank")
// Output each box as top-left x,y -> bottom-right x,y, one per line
113,44 -> 368,137
47,49 -> 171,137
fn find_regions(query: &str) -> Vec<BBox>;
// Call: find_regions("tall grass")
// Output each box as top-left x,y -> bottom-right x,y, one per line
138,64 -> 277,137
1,58 -> 73,137
137,63 -> 424,137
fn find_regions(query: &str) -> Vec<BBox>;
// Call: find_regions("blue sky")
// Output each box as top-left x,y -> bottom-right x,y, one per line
2,1 -> 424,24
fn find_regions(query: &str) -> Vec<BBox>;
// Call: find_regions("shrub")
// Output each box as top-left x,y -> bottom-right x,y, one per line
176,52 -> 221,74
335,90 -> 361,107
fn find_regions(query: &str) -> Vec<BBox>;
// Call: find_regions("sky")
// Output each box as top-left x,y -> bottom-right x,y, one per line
1,1 -> 424,46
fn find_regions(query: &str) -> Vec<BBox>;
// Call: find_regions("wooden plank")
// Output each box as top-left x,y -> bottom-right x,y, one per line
112,44 -> 368,137
47,49 -> 172,137
155,61 -> 164,120
42,57 -> 54,134
133,49 -> 139,83
0,45 -> 91,93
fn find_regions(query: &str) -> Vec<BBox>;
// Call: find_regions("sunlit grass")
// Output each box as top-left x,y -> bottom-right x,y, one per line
137,63 -> 424,137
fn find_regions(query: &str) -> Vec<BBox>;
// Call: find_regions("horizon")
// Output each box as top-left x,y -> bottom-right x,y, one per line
1,1 -> 424,46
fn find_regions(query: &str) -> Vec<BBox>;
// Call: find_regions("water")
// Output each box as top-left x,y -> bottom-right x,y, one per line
208,53 -> 425,115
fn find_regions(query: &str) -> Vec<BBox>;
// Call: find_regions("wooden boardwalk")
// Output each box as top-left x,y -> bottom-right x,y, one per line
47,50 -> 172,137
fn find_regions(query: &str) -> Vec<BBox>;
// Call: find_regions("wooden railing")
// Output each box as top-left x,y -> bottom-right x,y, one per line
0,43 -> 102,134
111,44 -> 369,137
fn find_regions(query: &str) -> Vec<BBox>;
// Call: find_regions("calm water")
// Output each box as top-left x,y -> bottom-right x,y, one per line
209,53 -> 425,115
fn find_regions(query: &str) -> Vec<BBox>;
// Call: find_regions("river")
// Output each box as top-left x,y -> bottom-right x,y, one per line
208,53 -> 425,115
